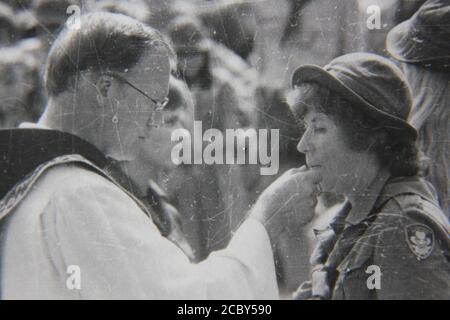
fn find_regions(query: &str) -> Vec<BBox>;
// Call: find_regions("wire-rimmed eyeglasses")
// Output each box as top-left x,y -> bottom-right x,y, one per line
104,71 -> 169,111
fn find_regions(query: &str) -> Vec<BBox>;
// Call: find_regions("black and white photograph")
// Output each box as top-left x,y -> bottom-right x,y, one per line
0,0 -> 448,301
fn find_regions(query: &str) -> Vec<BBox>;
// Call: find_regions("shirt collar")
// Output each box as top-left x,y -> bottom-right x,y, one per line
331,170 -> 442,232
344,168 -> 391,226
0,127 -> 109,199
373,175 -> 439,210
18,122 -> 50,129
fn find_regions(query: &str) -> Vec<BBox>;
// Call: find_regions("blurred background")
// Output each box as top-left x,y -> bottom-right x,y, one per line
0,0 -> 428,297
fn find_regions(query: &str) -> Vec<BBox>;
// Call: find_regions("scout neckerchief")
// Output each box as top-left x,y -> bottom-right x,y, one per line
309,169 -> 391,299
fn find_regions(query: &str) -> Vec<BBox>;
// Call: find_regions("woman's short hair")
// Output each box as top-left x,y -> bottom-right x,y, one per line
289,82 -> 421,178
44,12 -> 174,97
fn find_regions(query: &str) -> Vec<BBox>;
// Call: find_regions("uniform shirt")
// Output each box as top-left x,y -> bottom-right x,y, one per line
0,162 -> 278,299
295,173 -> 450,300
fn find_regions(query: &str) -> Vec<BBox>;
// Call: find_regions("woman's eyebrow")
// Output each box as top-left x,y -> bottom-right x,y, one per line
311,114 -> 328,123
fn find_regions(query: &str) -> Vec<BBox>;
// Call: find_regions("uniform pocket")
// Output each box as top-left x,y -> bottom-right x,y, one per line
334,238 -> 376,299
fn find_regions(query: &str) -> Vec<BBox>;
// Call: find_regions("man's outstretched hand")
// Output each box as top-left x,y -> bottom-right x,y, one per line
250,166 -> 322,246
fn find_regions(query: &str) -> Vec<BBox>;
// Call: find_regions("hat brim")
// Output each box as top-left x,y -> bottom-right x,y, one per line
386,19 -> 450,68
291,65 -> 417,139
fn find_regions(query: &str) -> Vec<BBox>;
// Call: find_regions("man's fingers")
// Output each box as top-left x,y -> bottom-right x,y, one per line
283,165 -> 308,176
293,165 -> 308,172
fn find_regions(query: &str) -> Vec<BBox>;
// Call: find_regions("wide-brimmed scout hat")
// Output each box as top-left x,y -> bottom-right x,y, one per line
291,52 -> 417,139
386,0 -> 450,70
15,0 -> 83,32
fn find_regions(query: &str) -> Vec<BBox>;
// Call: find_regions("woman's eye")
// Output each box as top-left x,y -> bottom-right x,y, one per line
313,127 -> 326,133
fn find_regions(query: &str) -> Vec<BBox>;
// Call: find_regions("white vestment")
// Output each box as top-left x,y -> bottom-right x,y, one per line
0,163 -> 278,299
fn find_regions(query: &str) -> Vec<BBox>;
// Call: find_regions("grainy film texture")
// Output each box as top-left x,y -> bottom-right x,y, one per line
0,0 -> 448,300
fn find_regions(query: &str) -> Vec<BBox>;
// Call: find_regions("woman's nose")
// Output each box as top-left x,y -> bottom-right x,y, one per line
297,130 -> 312,154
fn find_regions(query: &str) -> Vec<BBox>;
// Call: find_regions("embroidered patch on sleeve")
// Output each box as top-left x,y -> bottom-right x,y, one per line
405,224 -> 435,260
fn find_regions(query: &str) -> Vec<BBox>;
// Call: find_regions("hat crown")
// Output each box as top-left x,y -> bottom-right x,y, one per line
413,0 -> 450,49
386,0 -> 450,67
416,0 -> 450,30
324,53 -> 413,121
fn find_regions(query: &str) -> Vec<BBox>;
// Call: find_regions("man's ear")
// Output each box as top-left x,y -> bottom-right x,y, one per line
96,74 -> 113,99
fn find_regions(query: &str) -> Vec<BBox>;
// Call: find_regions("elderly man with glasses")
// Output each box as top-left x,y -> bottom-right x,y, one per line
0,13 -> 321,299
